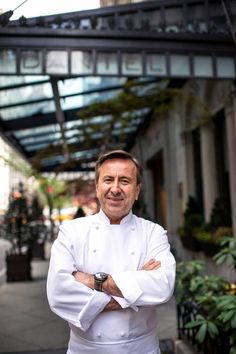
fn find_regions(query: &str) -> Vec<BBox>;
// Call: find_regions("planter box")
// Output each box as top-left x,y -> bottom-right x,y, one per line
198,241 -> 220,256
181,236 -> 200,252
6,254 -> 32,282
31,242 -> 45,260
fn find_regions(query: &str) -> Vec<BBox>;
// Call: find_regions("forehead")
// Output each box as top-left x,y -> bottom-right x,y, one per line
99,158 -> 137,175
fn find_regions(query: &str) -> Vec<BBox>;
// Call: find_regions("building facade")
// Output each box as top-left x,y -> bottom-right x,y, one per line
0,135 -> 30,214
131,79 -> 236,279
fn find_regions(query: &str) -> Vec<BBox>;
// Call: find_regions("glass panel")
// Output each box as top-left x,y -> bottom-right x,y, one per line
146,54 -> 167,76
71,51 -> 93,74
122,53 -> 142,75
170,55 -> 190,76
0,50 -> 16,73
24,142 -> 52,151
20,132 -> 61,145
193,56 -> 213,77
14,124 -> 59,138
97,52 -> 118,75
216,57 -> 235,78
0,75 -> 49,88
58,78 -> 83,95
0,82 -> 52,106
46,51 -> 68,74
20,50 -> 43,74
0,100 -> 55,121
61,96 -> 84,110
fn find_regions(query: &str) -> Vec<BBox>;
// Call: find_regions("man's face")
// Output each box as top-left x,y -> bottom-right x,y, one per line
96,158 -> 140,224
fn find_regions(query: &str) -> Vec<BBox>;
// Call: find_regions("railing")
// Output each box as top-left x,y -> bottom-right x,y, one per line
177,300 -> 231,354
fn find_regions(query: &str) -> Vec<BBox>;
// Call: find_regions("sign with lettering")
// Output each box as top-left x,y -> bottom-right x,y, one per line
0,48 -> 235,79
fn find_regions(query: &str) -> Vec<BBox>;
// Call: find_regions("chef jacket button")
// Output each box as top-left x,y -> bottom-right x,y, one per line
131,227 -> 135,231
93,249 -> 96,253
131,251 -> 135,255
120,332 -> 125,337
97,332 -> 101,337
95,226 -> 99,230
70,245 -> 74,250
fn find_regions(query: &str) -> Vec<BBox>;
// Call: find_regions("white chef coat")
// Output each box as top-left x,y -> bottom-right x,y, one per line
47,210 -> 176,354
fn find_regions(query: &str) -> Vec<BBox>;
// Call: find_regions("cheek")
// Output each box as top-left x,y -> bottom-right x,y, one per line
96,184 -> 108,197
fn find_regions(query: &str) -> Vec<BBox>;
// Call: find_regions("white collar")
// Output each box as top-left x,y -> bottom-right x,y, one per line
98,209 -> 133,225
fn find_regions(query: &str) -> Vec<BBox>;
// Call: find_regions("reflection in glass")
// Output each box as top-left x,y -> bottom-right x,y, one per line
170,55 -> 190,76
71,51 -> 93,74
20,51 -> 43,74
122,53 -> 142,75
46,51 -> 68,74
216,57 -> 235,78
97,52 -> 118,75
146,54 -> 167,76
0,50 -> 16,73
193,56 -> 213,77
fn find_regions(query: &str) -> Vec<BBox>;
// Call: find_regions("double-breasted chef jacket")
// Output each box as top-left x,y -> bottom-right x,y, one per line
47,210 -> 176,354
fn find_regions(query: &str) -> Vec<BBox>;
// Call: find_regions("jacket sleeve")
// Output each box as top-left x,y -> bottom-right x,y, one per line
111,224 -> 176,308
46,224 -> 111,331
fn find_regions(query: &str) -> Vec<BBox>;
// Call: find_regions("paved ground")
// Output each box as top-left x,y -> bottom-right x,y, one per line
0,245 -> 178,354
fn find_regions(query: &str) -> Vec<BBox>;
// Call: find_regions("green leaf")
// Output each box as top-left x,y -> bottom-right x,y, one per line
215,254 -> 227,265
230,346 -> 236,354
220,309 -> 236,323
218,296 -> 236,308
185,320 -> 202,329
207,322 -> 219,338
196,323 -> 207,343
231,313 -> 236,328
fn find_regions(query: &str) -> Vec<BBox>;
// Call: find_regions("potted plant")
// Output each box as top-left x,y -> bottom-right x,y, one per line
28,195 -> 47,260
3,182 -> 32,281
178,196 -> 203,251
194,224 -> 220,256
3,183 -> 46,281
176,236 -> 236,354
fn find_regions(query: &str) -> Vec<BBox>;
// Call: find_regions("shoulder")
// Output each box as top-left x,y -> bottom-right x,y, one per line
59,214 -> 96,235
132,214 -> 166,235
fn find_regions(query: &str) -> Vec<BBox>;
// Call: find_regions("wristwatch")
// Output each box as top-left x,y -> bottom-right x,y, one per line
94,272 -> 108,292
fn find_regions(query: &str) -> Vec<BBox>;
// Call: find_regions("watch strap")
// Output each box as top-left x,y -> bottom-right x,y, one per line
94,280 -> 103,292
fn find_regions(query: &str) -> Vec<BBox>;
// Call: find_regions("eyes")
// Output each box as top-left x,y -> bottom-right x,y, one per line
103,177 -> 131,185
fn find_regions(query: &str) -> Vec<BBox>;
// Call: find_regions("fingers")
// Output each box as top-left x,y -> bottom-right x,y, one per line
142,259 -> 161,270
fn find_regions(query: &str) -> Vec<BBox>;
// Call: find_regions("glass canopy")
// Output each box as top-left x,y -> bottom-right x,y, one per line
0,74 -> 153,172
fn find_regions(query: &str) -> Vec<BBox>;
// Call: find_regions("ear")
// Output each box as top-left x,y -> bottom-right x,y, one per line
135,184 -> 141,200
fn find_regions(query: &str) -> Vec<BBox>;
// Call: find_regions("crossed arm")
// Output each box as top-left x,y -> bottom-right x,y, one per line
73,258 -> 161,311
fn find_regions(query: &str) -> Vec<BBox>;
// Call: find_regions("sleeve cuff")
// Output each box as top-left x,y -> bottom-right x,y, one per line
112,296 -> 139,311
111,271 -> 142,306
77,290 -> 111,331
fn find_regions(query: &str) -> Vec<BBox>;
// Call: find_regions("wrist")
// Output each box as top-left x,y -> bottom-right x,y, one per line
94,272 -> 109,292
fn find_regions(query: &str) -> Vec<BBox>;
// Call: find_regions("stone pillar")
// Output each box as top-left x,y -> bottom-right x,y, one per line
200,124 -> 218,222
225,97 -> 236,237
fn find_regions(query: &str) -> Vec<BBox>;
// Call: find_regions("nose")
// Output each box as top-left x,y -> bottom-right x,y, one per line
110,180 -> 121,194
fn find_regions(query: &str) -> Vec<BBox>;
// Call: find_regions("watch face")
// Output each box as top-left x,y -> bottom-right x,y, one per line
95,272 -> 108,282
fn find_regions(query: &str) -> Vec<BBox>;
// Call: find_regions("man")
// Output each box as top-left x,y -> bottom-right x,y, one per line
47,150 -> 176,354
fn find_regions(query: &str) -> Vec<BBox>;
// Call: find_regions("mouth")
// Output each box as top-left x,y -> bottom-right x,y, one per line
107,196 -> 123,204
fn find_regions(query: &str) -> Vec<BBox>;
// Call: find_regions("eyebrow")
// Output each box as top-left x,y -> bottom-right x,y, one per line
102,175 -> 132,180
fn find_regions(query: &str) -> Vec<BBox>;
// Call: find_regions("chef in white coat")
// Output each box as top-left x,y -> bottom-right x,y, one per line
47,150 -> 176,354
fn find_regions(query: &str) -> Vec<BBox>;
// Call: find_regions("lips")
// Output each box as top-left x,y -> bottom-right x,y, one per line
107,196 -> 123,203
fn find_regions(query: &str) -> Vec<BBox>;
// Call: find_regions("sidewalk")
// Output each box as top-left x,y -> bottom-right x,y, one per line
0,249 -> 178,354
